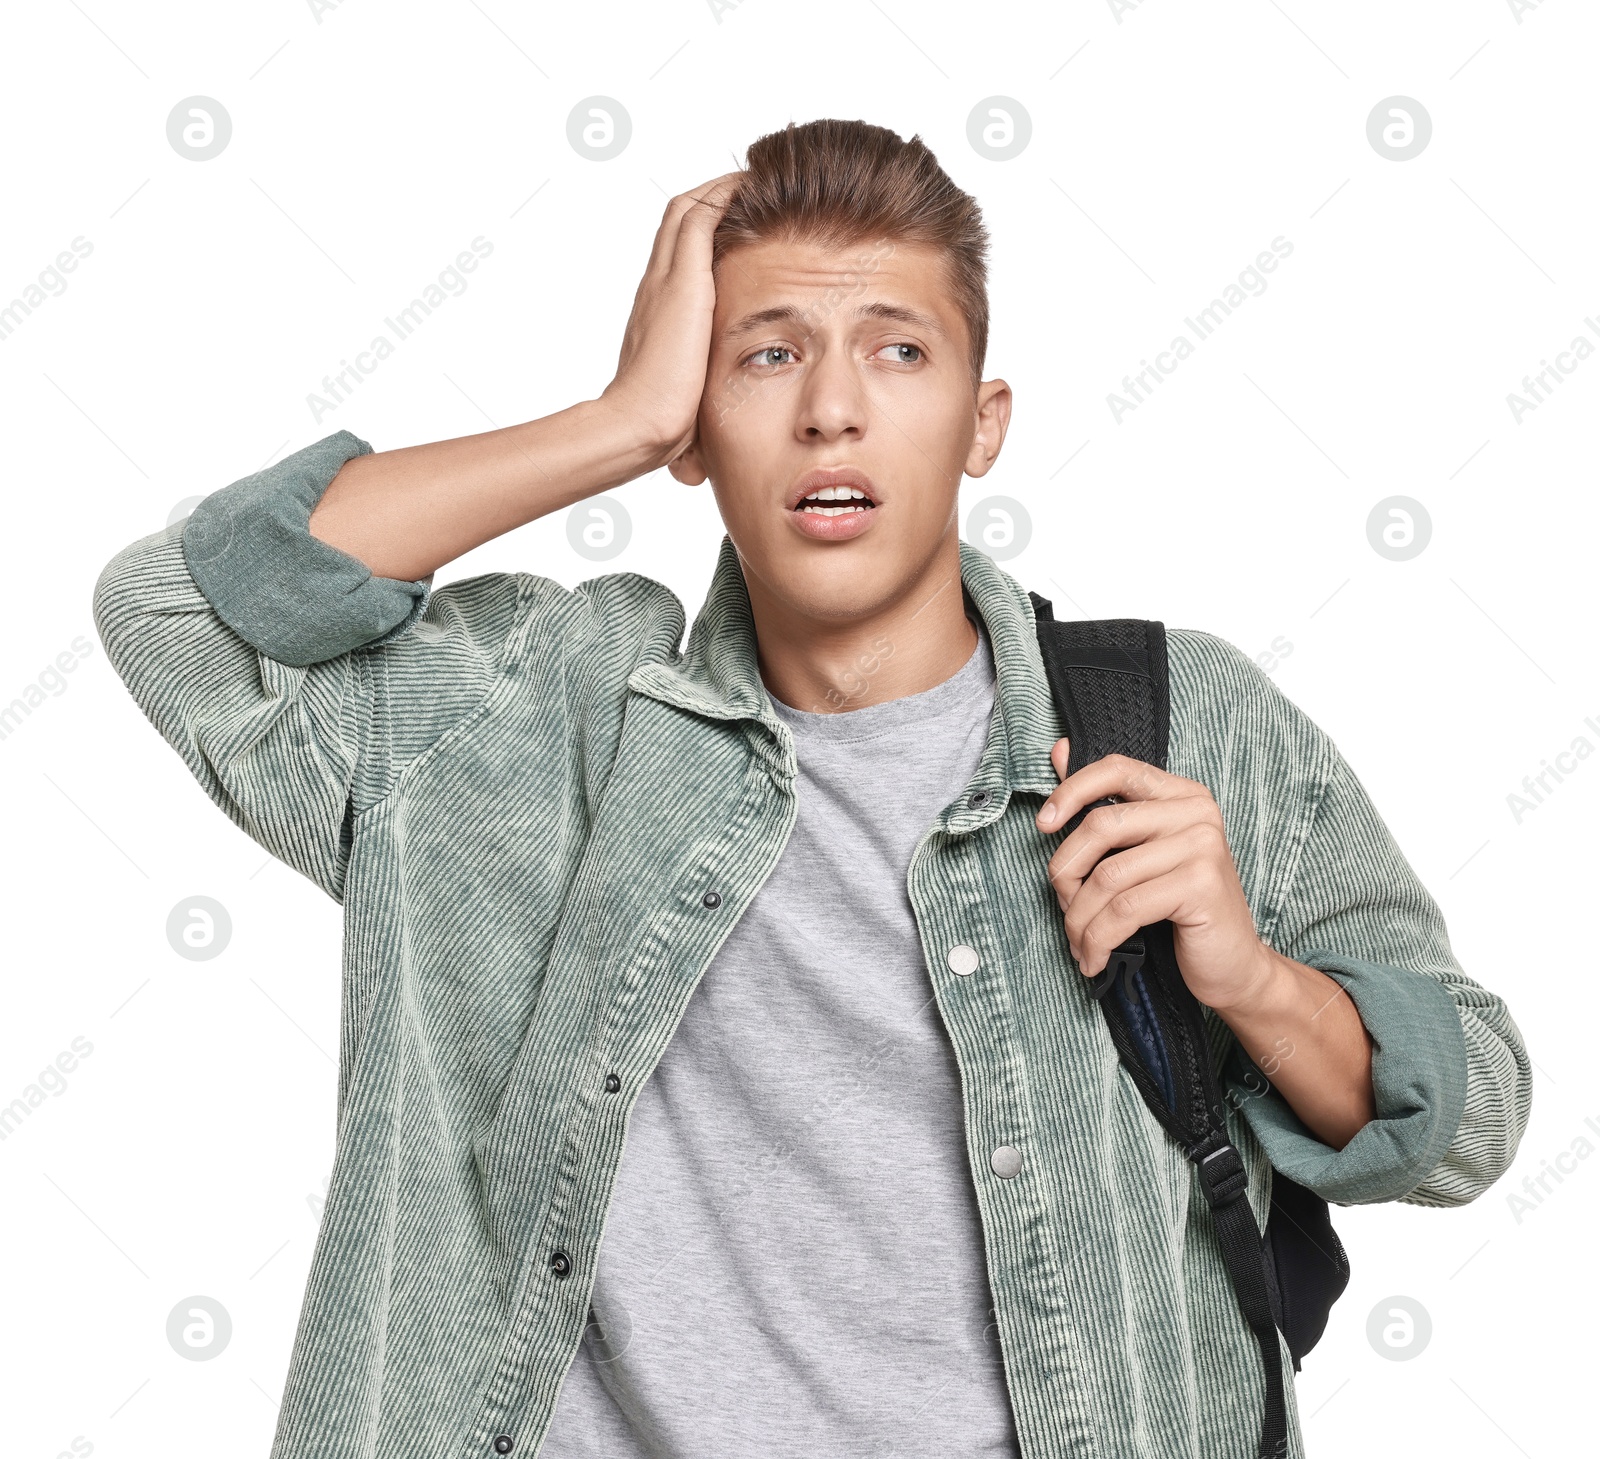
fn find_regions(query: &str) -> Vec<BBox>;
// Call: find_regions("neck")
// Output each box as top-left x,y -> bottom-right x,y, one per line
743,536 -> 981,714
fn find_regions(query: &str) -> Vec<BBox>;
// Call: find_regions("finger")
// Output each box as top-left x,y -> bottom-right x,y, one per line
645,173 -> 742,282
1058,826 -> 1217,946
1038,753 -> 1181,829
688,169 -> 745,199
642,193 -> 699,283
1048,803 -> 1211,905
1036,753 -> 1197,832
667,172 -> 745,268
687,170 -> 745,205
1048,793 -> 1222,891
1068,869 -> 1192,975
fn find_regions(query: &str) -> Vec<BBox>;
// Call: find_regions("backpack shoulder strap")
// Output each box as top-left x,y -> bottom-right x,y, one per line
1029,591 -> 1290,1459
1026,595 -> 1169,776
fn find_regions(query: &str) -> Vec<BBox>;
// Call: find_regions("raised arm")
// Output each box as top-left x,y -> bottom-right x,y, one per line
93,173 -> 741,900
306,173 -> 741,582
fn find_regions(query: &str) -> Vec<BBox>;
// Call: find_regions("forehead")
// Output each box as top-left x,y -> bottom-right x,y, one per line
713,236 -> 960,335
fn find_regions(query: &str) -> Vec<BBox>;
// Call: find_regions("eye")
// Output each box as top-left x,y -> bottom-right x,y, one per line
875,342 -> 923,364
745,345 -> 796,368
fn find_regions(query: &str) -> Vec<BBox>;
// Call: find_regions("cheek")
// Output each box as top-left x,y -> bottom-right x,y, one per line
696,398 -> 775,521
883,380 -> 974,464
697,361 -> 750,434
698,375 -> 787,464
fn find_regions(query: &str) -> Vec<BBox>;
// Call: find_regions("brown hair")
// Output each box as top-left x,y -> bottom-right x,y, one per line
712,119 -> 991,390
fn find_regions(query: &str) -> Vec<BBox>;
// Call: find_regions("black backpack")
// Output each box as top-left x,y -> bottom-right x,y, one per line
1028,598 -> 1351,1459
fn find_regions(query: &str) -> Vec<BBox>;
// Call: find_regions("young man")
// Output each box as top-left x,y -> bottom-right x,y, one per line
94,120 -> 1529,1458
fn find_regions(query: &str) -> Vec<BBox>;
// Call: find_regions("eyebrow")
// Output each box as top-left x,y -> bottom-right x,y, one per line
725,300 -> 945,338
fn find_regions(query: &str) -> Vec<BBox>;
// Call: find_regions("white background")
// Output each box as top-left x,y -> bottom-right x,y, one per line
2,1 -> 1594,1455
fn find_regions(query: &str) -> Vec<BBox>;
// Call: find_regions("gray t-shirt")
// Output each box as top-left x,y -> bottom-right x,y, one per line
541,611 -> 1020,1458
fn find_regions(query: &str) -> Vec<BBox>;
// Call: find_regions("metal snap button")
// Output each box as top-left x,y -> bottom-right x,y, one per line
991,1145 -> 1023,1180
947,944 -> 980,978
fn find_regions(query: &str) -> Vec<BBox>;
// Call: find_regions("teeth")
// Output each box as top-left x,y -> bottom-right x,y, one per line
799,504 -> 866,516
801,485 -> 867,502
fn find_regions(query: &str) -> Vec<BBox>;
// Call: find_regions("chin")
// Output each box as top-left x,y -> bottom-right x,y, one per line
738,523 -> 940,626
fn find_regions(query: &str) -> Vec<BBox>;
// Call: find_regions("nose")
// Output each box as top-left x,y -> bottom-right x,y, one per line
795,336 -> 868,446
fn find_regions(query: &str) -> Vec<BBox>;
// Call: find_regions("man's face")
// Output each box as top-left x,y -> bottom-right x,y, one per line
668,236 -> 1011,628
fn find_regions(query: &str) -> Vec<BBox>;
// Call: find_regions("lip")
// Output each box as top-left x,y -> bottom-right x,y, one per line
784,466 -> 881,544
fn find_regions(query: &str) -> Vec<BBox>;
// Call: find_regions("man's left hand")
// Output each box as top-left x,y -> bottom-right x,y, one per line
1035,741 -> 1273,1013
1035,738 -> 1377,1148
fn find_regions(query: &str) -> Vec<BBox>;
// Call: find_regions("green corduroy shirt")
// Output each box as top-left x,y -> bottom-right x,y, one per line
92,431 -> 1530,1459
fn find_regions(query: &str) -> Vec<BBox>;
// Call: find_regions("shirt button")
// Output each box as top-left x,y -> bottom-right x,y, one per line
492,1438 -> 514,1455
991,1145 -> 1023,1180
549,1250 -> 572,1278
968,789 -> 991,809
947,944 -> 980,978
702,890 -> 723,909
604,1073 -> 621,1093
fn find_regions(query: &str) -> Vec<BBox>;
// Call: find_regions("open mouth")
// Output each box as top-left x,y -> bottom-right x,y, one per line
793,486 -> 876,517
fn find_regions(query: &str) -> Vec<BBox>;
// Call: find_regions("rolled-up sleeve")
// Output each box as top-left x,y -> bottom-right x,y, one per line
1228,730 -> 1532,1208
92,431 -> 525,901
181,430 -> 433,667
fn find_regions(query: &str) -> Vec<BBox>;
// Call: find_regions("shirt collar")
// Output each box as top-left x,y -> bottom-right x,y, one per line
627,534 -> 1064,812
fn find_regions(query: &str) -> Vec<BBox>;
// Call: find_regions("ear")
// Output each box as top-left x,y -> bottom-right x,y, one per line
964,378 -> 1012,479
667,437 -> 709,486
